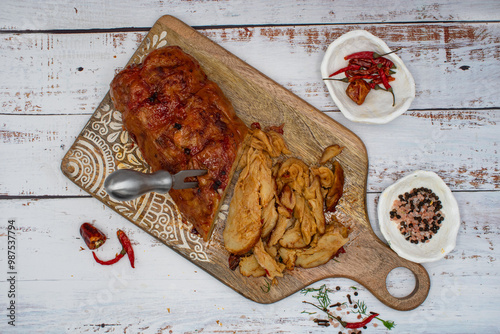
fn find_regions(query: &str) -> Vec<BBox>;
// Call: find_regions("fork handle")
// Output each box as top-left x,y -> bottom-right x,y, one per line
104,169 -> 173,201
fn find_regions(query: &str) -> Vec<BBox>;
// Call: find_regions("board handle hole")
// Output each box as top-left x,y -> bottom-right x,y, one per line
385,267 -> 416,298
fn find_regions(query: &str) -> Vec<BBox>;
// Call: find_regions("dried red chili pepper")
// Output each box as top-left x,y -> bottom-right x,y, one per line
378,68 -> 391,90
329,64 -> 360,77
92,249 -> 126,266
324,48 -> 401,106
117,229 -> 135,268
348,58 -> 373,68
372,56 -> 395,70
344,48 -> 401,61
80,223 -> 106,250
372,76 -> 395,86
345,313 -> 379,329
377,68 -> 395,106
346,79 -> 371,105
348,75 -> 376,82
347,66 -> 379,76
344,51 -> 375,60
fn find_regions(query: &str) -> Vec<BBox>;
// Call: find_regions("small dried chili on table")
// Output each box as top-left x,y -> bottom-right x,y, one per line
345,313 -> 379,329
92,249 -> 126,265
89,228 -> 135,268
80,223 -> 106,250
117,229 -> 135,268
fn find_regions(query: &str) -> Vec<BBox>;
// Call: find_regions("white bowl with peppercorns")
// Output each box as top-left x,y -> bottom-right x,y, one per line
377,170 -> 460,263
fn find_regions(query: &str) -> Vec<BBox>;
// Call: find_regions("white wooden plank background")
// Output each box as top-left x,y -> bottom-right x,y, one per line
1,0 -> 499,30
1,192 -> 498,333
0,110 -> 498,198
2,23 -> 500,115
1,0 -> 499,333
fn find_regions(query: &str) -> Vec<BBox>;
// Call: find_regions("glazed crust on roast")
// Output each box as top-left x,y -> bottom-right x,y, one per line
110,46 -> 248,241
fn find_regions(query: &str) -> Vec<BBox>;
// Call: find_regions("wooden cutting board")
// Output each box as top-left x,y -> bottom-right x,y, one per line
61,15 -> 430,309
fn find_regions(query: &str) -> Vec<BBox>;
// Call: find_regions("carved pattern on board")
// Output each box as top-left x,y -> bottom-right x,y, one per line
63,93 -> 209,262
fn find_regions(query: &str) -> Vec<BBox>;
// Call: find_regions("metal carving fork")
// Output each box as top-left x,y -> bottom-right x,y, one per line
104,169 -> 207,201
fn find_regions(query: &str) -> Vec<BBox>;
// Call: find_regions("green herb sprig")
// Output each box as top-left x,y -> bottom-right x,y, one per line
353,299 -> 396,330
301,285 -> 346,326
301,284 -> 396,330
377,318 -> 396,330
353,300 -> 367,315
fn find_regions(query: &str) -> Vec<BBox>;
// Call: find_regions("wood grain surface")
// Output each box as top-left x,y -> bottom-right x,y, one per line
1,1 -> 499,333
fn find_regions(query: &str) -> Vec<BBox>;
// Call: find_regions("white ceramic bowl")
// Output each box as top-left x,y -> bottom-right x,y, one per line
321,30 -> 415,124
377,170 -> 460,263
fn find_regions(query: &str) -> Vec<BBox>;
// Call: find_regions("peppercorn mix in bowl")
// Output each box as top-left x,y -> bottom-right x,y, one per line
321,30 -> 415,124
377,170 -> 460,263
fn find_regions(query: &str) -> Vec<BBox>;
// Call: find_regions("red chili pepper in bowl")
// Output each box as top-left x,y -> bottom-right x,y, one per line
329,64 -> 360,77
378,68 -> 391,90
344,48 -> 401,61
372,56 -> 395,70
80,223 -> 107,250
349,66 -> 379,76
347,58 -> 373,68
346,79 -> 372,105
372,76 -> 395,86
323,48 -> 400,107
117,229 -> 135,268
344,51 -> 376,60
348,74 -> 376,82
377,68 -> 396,106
